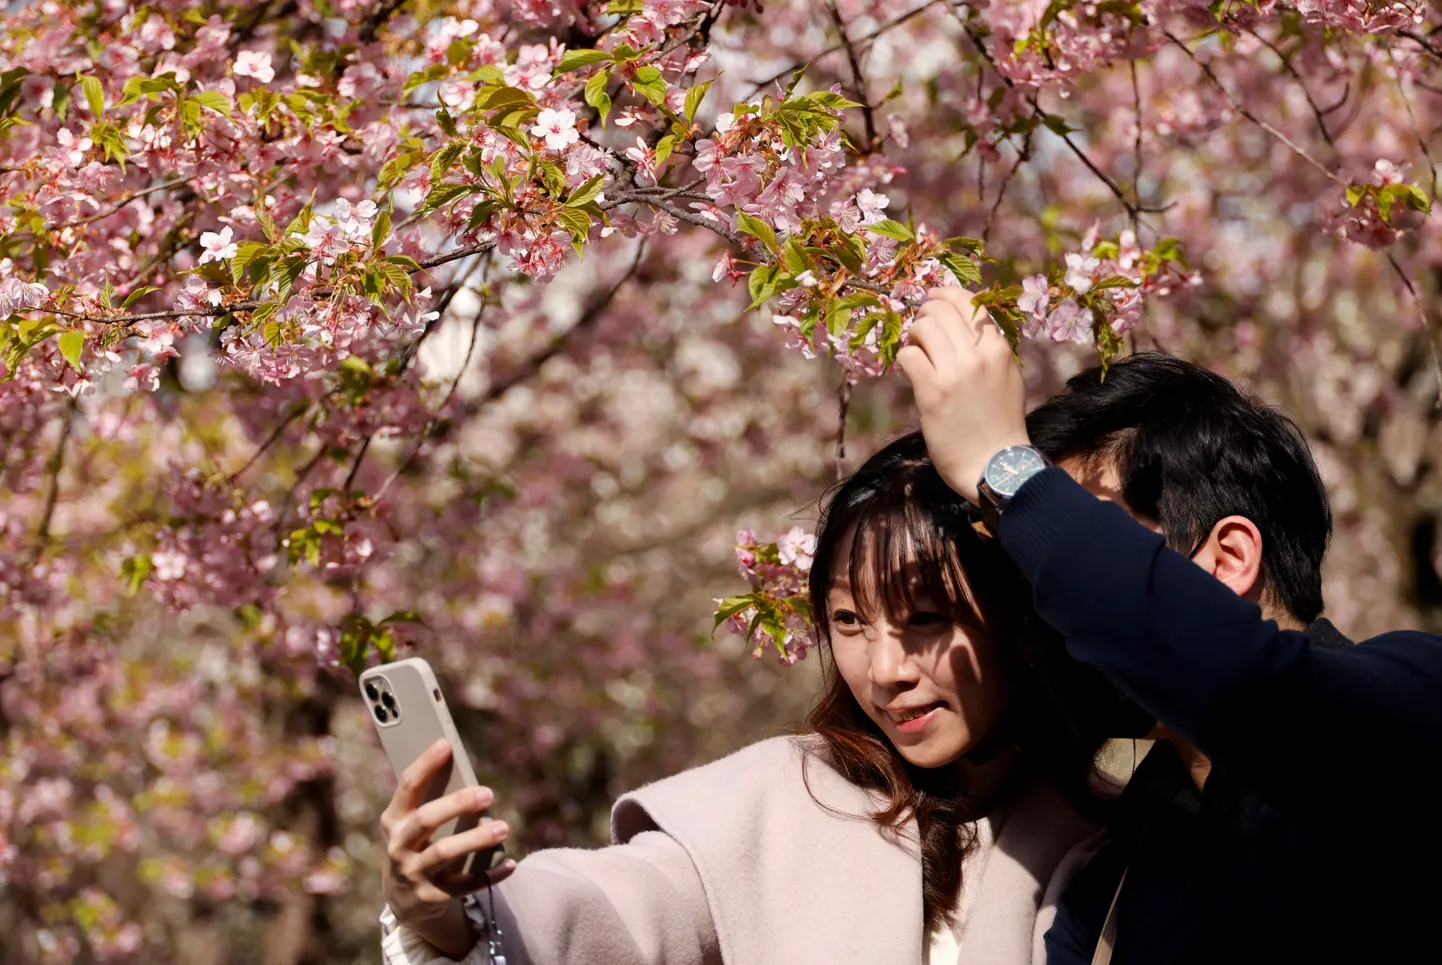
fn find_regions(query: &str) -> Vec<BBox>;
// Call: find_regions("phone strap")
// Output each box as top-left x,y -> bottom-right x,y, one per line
484,877 -> 507,965
1090,868 -> 1128,965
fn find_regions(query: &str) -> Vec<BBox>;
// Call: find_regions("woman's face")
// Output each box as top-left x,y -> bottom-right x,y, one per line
826,524 -> 1013,770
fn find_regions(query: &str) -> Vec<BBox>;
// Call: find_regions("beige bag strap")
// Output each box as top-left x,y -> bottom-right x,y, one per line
1090,868 -> 1129,965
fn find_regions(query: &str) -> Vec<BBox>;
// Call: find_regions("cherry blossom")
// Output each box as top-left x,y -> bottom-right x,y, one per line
232,50 -> 273,83
531,108 -> 579,152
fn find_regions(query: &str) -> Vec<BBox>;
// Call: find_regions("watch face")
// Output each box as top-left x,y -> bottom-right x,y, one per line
985,446 -> 1047,498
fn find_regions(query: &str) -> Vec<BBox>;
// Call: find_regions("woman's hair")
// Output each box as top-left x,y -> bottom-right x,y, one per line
804,430 -> 1107,936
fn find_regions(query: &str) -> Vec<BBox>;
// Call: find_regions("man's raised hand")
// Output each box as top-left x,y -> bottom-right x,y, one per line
895,288 -> 1031,505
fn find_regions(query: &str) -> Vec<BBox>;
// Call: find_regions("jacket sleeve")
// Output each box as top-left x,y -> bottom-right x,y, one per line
998,467 -> 1442,814
380,830 -> 720,965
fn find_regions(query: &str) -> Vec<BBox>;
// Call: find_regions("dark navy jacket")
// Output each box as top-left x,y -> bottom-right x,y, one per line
998,468 -> 1442,963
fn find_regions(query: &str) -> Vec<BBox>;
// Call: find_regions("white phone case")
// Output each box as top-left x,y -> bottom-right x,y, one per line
360,657 -> 503,873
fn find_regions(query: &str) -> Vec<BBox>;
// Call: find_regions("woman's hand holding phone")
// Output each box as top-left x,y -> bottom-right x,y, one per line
381,738 -> 517,959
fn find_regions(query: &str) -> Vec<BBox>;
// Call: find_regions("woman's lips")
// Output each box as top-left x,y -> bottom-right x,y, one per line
886,701 -> 945,734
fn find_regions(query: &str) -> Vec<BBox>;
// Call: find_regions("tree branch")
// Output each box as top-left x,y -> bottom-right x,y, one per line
376,242 -> 648,499
358,0 -> 408,43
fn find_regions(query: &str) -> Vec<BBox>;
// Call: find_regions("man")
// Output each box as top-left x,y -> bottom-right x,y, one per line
898,288 -> 1442,963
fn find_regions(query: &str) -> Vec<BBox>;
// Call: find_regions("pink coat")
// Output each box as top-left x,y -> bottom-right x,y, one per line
381,736 -> 1104,965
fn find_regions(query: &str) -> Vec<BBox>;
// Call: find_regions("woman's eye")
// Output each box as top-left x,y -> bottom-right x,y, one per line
831,609 -> 861,628
908,611 -> 951,628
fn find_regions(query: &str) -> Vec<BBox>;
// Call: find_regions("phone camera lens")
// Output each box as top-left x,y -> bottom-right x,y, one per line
364,681 -> 380,701
381,691 -> 397,710
374,705 -> 389,723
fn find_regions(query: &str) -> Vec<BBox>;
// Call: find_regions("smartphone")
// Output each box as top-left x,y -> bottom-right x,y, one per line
360,657 -> 505,874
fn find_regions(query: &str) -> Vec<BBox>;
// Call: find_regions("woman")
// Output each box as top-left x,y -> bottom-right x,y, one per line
378,431 -> 1110,965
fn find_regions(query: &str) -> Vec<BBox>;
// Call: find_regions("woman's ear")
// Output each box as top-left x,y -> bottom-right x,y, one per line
1190,515 -> 1265,602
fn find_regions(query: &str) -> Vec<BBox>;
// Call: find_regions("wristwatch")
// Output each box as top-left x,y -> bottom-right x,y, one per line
974,445 -> 1051,538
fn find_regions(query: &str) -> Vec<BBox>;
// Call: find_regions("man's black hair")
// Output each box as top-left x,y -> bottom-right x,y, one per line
1025,352 -> 1332,624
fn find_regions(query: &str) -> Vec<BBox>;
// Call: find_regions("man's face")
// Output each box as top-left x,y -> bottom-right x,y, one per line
1057,456 -> 1162,532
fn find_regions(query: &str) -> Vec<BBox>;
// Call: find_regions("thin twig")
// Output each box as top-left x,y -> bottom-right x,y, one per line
30,401 -> 77,565
983,132 -> 1031,244
835,375 -> 852,480
1398,29 -> 1442,64
1130,58 -> 1144,227
955,11 -> 1169,221
1386,47 -> 1440,201
1387,254 -> 1442,405
341,435 -> 373,491
51,177 -> 190,230
1165,31 -> 1344,185
1247,28 -> 1337,151
745,0 -> 944,97
826,0 -> 878,151
230,397 -> 318,481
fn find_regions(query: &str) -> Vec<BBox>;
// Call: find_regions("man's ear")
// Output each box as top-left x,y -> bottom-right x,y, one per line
1190,515 -> 1265,602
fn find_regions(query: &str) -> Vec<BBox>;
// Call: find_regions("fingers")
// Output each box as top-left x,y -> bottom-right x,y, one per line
926,287 -> 1003,349
416,820 -> 511,874
388,739 -> 452,819
395,785 -> 496,851
432,858 -> 520,898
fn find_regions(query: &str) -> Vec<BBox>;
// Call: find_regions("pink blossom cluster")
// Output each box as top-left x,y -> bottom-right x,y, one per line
721,526 -> 819,665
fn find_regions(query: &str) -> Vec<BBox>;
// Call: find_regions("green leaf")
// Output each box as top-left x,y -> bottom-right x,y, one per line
430,142 -> 465,183
118,555 -> 153,595
654,133 -> 677,166
747,264 -> 781,310
371,206 -> 392,248
1041,113 -> 1076,136
385,254 -> 424,274
403,63 -> 451,96
566,174 -> 605,208
631,66 -> 668,108
190,90 -> 232,116
379,609 -> 428,626
684,80 -> 713,121
419,181 -> 475,217
1402,183 -> 1431,213
250,301 -> 280,330
782,240 -> 810,275
555,49 -> 612,76
797,90 -> 861,112
284,199 -> 314,238
941,252 -> 982,286
231,241 -> 271,284
1089,275 -> 1138,291
121,285 -> 160,308
52,81 -> 71,122
1345,184 -> 1367,208
585,69 -> 612,127
435,105 -> 459,137
80,75 -> 105,117
608,0 -> 644,13
377,151 -> 417,192
1378,186 -> 1396,223
558,208 -> 592,252
867,219 -> 914,241
58,331 -> 84,370
736,212 -> 779,252
712,594 -> 756,631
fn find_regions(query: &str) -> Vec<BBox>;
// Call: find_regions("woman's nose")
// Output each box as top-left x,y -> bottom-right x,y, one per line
867,620 -> 919,687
